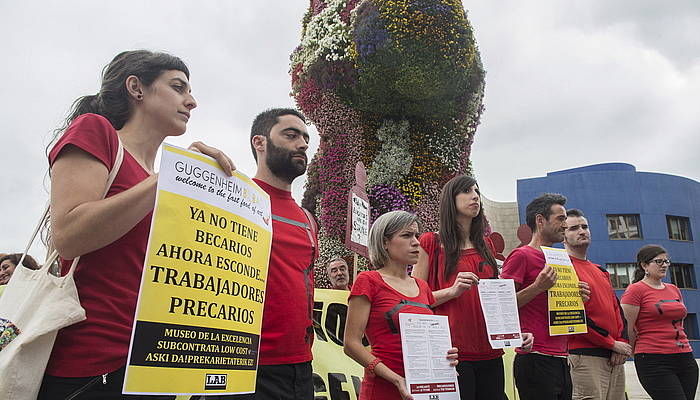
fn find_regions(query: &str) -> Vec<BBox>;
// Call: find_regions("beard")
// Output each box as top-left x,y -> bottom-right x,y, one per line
265,139 -> 307,184
331,276 -> 348,288
565,236 -> 590,248
544,226 -> 565,244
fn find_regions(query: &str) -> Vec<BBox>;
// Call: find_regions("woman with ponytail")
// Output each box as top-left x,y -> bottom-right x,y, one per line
412,175 -> 532,400
621,245 -> 698,399
38,50 -> 234,399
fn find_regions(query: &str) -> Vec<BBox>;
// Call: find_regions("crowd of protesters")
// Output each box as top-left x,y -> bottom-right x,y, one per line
1,49 -> 695,400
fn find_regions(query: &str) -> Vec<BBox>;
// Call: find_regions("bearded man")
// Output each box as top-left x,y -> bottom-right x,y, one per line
246,108 -> 318,400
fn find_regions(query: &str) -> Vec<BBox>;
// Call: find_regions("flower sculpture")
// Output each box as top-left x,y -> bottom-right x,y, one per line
291,0 -> 486,285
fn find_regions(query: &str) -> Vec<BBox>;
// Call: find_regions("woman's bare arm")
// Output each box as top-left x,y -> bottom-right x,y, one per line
621,303 -> 640,352
344,295 -> 414,400
51,142 -> 235,259
50,146 -> 157,259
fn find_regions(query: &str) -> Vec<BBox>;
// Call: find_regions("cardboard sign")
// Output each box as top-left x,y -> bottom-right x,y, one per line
345,162 -> 370,258
541,246 -> 587,336
123,144 -> 272,395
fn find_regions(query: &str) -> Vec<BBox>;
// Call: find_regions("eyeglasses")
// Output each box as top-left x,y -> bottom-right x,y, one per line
649,259 -> 671,266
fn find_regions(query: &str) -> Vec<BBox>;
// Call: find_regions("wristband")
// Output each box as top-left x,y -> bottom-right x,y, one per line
366,358 -> 383,377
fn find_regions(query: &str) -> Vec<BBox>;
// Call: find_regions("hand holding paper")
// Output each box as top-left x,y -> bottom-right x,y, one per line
446,347 -> 459,367
449,271 -> 479,298
397,377 -> 415,400
518,332 -> 534,352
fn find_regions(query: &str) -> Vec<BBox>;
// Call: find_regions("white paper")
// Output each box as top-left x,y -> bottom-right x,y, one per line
477,279 -> 523,348
399,313 -> 460,400
350,193 -> 369,246
540,246 -> 574,267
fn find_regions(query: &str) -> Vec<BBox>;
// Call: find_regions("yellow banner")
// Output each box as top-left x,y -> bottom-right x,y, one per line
311,289 -> 365,399
124,144 -> 272,395
541,246 -> 587,336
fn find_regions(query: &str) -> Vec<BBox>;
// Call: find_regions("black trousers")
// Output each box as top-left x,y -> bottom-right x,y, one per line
217,362 -> 313,400
456,356 -> 507,400
39,362 -> 312,400
635,352 -> 699,400
513,353 -> 572,400
38,366 -> 175,400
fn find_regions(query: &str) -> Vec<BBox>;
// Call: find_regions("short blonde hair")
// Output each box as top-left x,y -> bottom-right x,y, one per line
368,210 -> 419,268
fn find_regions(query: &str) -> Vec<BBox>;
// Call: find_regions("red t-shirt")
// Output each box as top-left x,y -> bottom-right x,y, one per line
418,232 -> 503,361
254,179 -> 317,365
621,281 -> 692,354
568,257 -> 626,352
46,114 -> 153,376
350,270 -> 435,377
500,245 -> 568,356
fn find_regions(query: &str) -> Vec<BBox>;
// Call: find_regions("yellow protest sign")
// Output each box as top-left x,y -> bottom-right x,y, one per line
541,246 -> 587,336
123,144 -> 272,396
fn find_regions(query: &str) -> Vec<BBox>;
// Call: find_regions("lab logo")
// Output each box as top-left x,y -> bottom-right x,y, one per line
429,395 -> 439,400
205,374 -> 227,390
568,326 -> 575,332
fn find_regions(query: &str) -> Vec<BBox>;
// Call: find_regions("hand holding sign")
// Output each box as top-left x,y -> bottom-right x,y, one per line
541,246 -> 587,336
534,265 -> 557,292
188,141 -> 236,176
578,281 -> 590,302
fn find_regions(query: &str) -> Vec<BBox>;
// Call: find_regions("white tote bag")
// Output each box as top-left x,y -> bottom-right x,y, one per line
0,140 -> 123,399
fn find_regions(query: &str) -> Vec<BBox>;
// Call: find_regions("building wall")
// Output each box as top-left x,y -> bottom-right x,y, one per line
517,163 -> 700,356
482,195 -> 520,256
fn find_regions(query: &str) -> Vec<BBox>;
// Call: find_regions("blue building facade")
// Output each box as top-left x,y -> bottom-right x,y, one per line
517,163 -> 700,356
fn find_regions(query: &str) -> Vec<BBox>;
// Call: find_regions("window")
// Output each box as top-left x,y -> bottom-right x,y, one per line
670,263 -> 696,289
667,216 -> 693,241
607,214 -> 642,239
685,313 -> 699,340
607,263 -> 637,289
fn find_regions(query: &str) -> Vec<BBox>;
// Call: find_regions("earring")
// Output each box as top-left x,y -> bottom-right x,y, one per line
644,270 -> 649,277
137,94 -> 143,100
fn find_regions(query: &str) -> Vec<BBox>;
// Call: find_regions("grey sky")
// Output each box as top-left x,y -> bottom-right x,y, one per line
1,0 -> 698,257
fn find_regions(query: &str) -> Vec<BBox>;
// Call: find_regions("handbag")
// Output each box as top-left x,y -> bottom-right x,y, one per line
0,139 -> 123,399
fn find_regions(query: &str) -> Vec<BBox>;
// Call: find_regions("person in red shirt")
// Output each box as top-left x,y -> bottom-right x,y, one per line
621,245 -> 698,400
38,50 -> 235,400
412,175 -> 533,400
500,193 -> 590,400
564,209 -> 630,400
344,210 -> 459,400
247,108 -> 318,400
